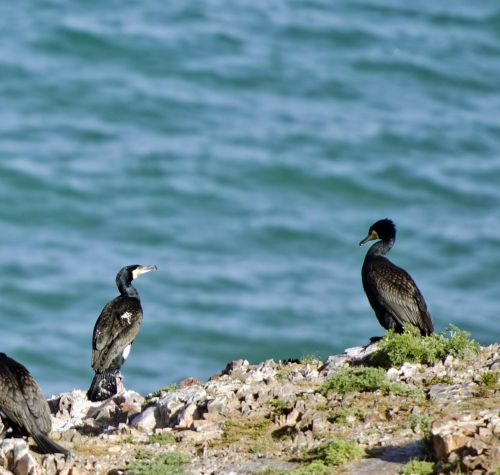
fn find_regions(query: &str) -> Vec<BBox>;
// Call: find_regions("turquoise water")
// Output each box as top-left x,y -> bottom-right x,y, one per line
0,1 -> 499,397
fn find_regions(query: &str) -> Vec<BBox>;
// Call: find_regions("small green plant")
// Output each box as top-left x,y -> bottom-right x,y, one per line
406,413 -> 432,434
126,451 -> 190,475
327,407 -> 366,424
370,325 -> 479,369
134,449 -> 154,460
300,438 -> 363,467
150,384 -> 177,398
287,460 -> 332,475
147,432 -> 176,444
257,468 -> 288,475
269,399 -> 293,416
445,325 -> 480,358
221,419 -> 237,443
320,367 -> 386,395
439,459 -> 464,474
300,354 -> 320,365
319,367 -> 425,399
423,375 -> 454,386
381,381 -> 424,398
141,399 -> 157,410
402,459 -> 435,475
142,385 -> 177,410
276,369 -> 291,381
320,366 -> 423,398
479,371 -> 498,390
221,418 -> 272,445
122,435 -> 134,444
249,440 -> 268,454
328,408 -> 349,424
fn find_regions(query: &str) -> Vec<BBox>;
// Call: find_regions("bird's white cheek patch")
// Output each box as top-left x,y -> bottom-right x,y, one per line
122,344 -> 131,361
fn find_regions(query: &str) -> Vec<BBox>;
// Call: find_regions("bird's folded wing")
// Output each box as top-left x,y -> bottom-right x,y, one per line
368,260 -> 427,330
91,300 -> 142,371
0,356 -> 51,434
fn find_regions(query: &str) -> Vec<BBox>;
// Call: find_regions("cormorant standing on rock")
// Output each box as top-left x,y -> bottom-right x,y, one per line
360,219 -> 434,336
0,353 -> 69,455
87,264 -> 157,402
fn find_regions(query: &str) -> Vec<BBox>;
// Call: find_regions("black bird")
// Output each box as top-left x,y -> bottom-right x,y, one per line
359,219 -> 434,336
87,264 -> 157,402
0,353 -> 69,454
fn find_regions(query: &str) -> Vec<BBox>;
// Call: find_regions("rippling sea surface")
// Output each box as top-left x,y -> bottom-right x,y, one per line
0,1 -> 499,396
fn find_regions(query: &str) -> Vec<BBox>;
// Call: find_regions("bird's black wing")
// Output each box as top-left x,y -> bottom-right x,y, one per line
91,297 -> 143,372
366,258 -> 433,334
0,354 -> 52,435
91,299 -> 117,357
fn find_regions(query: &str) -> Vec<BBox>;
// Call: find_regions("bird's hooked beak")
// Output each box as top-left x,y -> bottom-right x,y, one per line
132,265 -> 157,280
359,230 -> 379,246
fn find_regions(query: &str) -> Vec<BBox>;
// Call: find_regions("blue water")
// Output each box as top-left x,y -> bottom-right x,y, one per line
0,1 -> 499,397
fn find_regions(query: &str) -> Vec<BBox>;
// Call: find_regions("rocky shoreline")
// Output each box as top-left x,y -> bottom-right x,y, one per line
0,338 -> 498,475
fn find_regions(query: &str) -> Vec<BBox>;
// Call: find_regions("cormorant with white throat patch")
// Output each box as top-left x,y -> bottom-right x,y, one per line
87,264 -> 157,402
360,219 -> 434,336
0,353 -> 69,454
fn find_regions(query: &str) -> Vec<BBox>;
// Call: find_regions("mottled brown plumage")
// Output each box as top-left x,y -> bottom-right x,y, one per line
0,353 -> 69,454
360,219 -> 433,336
91,296 -> 143,373
87,264 -> 156,402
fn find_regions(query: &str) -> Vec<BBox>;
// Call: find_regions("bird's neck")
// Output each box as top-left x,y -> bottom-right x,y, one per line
118,280 -> 139,299
367,239 -> 394,257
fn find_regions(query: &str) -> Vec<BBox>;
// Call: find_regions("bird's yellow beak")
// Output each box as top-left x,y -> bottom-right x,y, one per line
132,265 -> 157,280
359,230 -> 379,246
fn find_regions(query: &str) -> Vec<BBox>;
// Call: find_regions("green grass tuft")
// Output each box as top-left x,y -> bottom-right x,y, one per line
406,413 -> 433,434
221,418 -> 273,446
370,325 -> 479,369
287,460 -> 332,475
147,432 -> 176,444
320,367 -> 387,395
127,451 -> 190,475
269,399 -> 293,416
141,399 -> 157,411
327,407 -> 367,424
150,384 -> 177,398
402,459 -> 435,475
479,371 -> 498,390
299,354 -> 320,365
381,381 -> 425,398
320,366 -> 423,399
423,375 -> 453,386
134,449 -> 154,460
301,438 -> 363,467
288,439 -> 363,474
256,469 -> 288,475
276,369 -> 291,381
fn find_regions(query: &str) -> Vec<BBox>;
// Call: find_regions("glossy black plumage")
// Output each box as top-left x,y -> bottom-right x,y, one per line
360,219 -> 434,336
87,264 -> 156,402
0,353 -> 69,454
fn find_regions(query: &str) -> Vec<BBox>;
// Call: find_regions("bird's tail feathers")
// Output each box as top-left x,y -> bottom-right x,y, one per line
32,433 -> 70,455
87,371 -> 119,402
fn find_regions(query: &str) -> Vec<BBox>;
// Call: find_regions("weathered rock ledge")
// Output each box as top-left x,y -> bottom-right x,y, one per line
0,342 -> 498,475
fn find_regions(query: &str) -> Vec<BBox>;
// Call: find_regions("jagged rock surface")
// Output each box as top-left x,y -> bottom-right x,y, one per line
432,409 -> 500,473
0,343 -> 496,474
